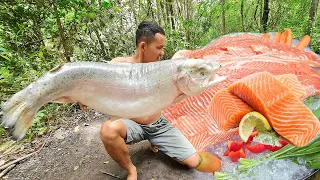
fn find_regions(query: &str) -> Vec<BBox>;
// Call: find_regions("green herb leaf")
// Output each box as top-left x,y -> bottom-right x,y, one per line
253,131 -> 281,146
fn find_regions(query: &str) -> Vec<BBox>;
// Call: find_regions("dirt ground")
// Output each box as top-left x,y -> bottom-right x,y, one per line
1,110 -> 319,180
1,111 -> 213,180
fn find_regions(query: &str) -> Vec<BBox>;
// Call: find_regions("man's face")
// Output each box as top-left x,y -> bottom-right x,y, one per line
143,33 -> 165,63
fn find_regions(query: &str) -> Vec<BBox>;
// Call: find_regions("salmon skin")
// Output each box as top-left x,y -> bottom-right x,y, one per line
1,59 -> 225,141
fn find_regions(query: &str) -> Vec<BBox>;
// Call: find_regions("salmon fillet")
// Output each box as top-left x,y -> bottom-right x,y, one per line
275,74 -> 307,99
183,34 -> 320,67
207,89 -> 253,131
172,116 -> 239,151
228,72 -> 320,146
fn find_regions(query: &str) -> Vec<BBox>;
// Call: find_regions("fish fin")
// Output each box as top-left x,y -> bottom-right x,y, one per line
1,89 -> 40,141
49,64 -> 64,73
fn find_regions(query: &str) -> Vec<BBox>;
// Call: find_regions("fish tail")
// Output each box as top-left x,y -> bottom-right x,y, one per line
1,87 -> 44,141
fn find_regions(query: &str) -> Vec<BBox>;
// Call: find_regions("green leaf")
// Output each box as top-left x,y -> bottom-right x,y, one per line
0,55 -> 10,60
304,94 -> 320,120
87,12 -> 95,19
38,51 -> 43,58
102,0 -> 111,9
37,127 -> 47,136
0,47 -> 6,54
253,131 -> 281,146
113,6 -> 121,12
81,25 -> 87,30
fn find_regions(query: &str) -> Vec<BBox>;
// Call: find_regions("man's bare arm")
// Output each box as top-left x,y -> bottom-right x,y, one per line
111,57 -> 134,63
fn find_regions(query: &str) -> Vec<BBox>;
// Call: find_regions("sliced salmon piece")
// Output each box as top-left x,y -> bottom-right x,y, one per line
172,116 -> 239,151
182,34 -> 320,68
208,89 -> 253,131
228,72 -> 320,146
275,74 -> 307,99
206,74 -> 306,132
217,61 -> 320,96
228,72 -> 290,116
267,94 -> 320,146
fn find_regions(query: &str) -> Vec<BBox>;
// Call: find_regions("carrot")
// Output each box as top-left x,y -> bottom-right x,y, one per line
285,28 -> 292,47
196,152 -> 221,172
295,35 -> 311,50
280,32 -> 287,44
263,33 -> 270,39
274,32 -> 281,43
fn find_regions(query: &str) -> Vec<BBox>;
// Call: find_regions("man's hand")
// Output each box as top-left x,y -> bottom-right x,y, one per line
150,143 -> 159,153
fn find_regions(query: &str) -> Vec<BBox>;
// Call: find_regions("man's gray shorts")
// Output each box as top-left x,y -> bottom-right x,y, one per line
120,115 -> 197,162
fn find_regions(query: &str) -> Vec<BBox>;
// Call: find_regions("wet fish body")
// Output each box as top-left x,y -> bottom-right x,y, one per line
1,59 -> 223,140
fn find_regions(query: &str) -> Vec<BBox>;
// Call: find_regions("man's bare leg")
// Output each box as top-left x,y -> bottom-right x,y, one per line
100,120 -> 137,180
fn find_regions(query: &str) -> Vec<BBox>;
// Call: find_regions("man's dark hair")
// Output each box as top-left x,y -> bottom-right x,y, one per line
136,21 -> 165,46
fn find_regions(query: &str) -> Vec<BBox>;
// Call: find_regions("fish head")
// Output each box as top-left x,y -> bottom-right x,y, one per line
176,59 -> 226,96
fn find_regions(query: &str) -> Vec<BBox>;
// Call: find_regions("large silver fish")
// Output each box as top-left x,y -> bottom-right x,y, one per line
1,59 -> 225,140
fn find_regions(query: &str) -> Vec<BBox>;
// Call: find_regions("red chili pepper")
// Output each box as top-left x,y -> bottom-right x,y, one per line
246,131 -> 259,143
228,141 -> 245,151
228,148 -> 246,162
245,143 -> 267,153
224,149 -> 230,156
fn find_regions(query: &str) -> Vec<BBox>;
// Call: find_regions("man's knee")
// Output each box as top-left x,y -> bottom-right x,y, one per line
100,120 -> 126,144
181,153 -> 201,169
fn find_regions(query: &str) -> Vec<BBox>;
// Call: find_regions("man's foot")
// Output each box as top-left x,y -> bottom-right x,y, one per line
127,166 -> 137,180
149,143 -> 158,153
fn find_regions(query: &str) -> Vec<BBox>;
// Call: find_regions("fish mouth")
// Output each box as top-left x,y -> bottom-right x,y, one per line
201,65 -> 226,88
205,63 -> 226,87
207,73 -> 226,86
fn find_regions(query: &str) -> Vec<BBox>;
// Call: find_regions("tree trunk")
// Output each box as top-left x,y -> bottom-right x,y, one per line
156,0 -> 162,25
221,0 -> 226,35
241,0 -> 246,32
261,0 -> 269,32
306,0 -> 320,35
253,0 -> 260,28
185,0 -> 192,48
176,0 -> 183,31
132,1 -> 138,25
160,1 -> 168,26
147,0 -> 154,20
165,1 -> 171,29
168,0 -> 175,30
53,1 -> 71,62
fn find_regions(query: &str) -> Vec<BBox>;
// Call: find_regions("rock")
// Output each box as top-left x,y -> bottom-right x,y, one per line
54,129 -> 65,140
